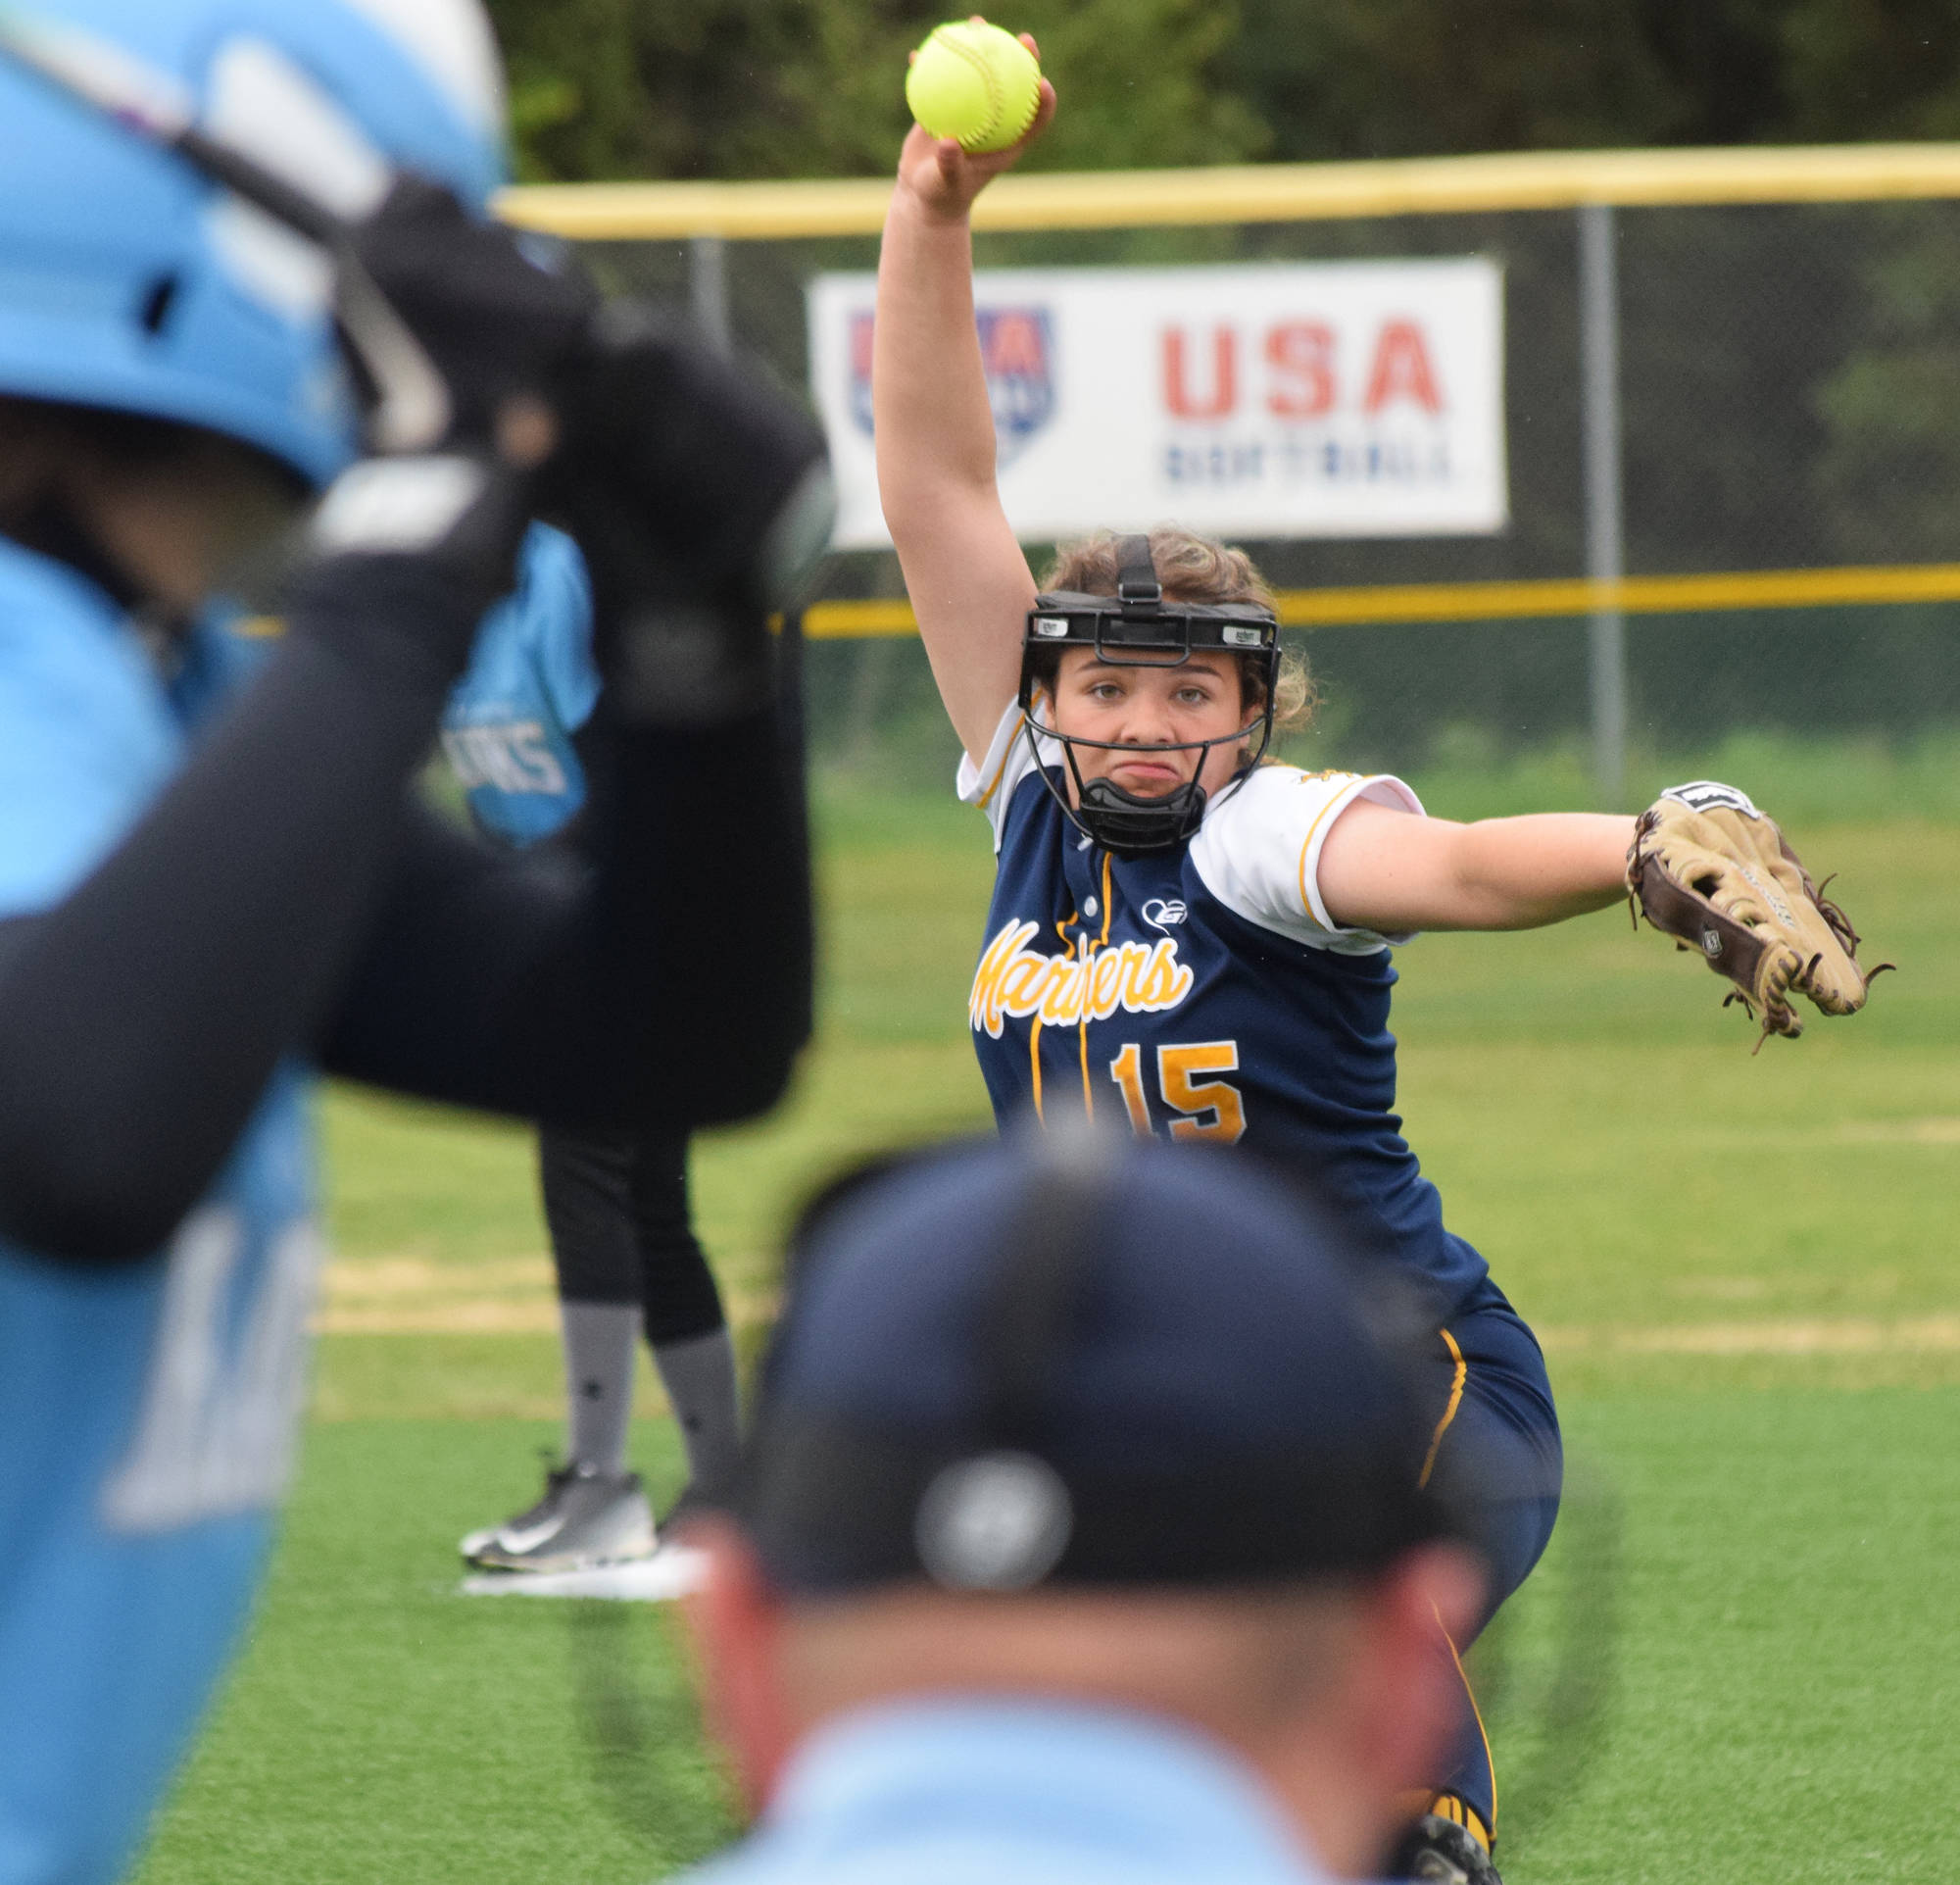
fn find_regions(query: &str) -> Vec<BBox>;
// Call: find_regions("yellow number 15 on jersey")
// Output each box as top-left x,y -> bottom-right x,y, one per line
1108,1040 -> 1247,1143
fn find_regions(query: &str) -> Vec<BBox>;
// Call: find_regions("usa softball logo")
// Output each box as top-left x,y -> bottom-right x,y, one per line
848,306 -> 1055,465
976,307 -> 1055,465
847,311 -> 877,434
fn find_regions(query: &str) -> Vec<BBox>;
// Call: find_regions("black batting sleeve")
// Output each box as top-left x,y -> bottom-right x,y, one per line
0,568 -> 808,1268
0,560 -> 472,1266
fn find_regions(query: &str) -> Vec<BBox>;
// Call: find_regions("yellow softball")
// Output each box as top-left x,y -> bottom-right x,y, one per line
906,19 -> 1042,155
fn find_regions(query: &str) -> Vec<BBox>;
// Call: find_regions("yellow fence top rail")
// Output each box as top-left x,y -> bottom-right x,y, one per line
501,142 -> 1960,241
798,564 -> 1960,639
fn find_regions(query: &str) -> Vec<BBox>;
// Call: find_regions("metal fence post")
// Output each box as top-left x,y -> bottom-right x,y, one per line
688,232 -> 731,355
1578,201 -> 1628,808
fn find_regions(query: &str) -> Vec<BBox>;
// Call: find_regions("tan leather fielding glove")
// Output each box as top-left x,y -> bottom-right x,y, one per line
1627,781 -> 1889,1047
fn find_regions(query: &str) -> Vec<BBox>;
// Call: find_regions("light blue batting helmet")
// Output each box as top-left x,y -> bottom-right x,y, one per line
0,0 -> 508,486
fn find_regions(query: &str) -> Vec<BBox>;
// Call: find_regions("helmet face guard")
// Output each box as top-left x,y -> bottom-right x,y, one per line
1017,534 -> 1281,854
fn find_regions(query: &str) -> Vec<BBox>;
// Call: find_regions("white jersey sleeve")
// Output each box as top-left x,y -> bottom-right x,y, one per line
1190,763 -> 1426,954
956,698 -> 1059,854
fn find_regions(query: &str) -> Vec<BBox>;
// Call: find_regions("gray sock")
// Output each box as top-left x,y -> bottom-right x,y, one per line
562,1301 -> 639,1477
652,1327 -> 742,1497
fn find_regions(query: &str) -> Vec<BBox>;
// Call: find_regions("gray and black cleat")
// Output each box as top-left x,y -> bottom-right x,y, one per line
461,1463 -> 658,1572
1390,1814 -> 1502,1885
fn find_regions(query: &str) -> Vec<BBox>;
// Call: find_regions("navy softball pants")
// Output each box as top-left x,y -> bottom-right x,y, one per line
1420,1278 -> 1563,1844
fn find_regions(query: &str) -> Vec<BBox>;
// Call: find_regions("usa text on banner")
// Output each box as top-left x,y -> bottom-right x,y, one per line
808,259 -> 1507,550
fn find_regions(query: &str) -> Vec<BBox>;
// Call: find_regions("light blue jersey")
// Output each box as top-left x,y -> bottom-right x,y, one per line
441,523 -> 598,847
680,1698 -> 1343,1885
0,539 -> 316,1885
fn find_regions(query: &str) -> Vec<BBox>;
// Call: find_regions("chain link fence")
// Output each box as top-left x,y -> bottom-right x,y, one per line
529,160 -> 1960,800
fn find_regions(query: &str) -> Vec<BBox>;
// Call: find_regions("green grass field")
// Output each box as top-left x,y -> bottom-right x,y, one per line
136,757 -> 1960,1885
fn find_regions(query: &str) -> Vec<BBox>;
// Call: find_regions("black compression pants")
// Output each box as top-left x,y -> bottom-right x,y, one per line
538,1123 -> 726,1343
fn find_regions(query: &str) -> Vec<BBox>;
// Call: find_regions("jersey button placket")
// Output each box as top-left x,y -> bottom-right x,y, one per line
1074,849 -> 1118,1122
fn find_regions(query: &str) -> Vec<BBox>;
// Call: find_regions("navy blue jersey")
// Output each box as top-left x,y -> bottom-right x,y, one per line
960,704 -> 1489,1315
441,523 -> 597,847
0,540 -> 315,1885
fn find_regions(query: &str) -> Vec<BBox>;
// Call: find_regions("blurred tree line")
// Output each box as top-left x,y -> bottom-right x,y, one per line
486,0 -> 1960,184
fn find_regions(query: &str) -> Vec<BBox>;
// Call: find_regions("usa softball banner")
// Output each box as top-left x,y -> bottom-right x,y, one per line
808,258 -> 1508,549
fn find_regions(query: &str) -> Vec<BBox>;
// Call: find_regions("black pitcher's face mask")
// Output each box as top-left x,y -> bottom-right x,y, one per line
1017,535 -> 1281,855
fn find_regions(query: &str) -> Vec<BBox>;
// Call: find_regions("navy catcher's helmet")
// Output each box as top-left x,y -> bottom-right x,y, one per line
737,1125 -> 1459,1597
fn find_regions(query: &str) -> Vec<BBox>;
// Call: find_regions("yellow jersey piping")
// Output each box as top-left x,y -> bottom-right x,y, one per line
1420,1327 -> 1467,1489
974,715 -> 1027,812
1294,781 -> 1362,932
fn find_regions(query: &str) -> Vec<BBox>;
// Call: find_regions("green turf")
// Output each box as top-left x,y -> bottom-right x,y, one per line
135,1421 -> 730,1885
1488,1390 -> 1960,1883
139,1396 -> 1960,1885
136,763 -> 1960,1883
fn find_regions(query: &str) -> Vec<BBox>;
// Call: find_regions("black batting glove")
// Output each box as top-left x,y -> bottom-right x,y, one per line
284,177 -> 599,690
336,175 -> 597,458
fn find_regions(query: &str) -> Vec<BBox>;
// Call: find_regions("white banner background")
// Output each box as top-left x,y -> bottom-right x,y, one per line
808,258 -> 1508,550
